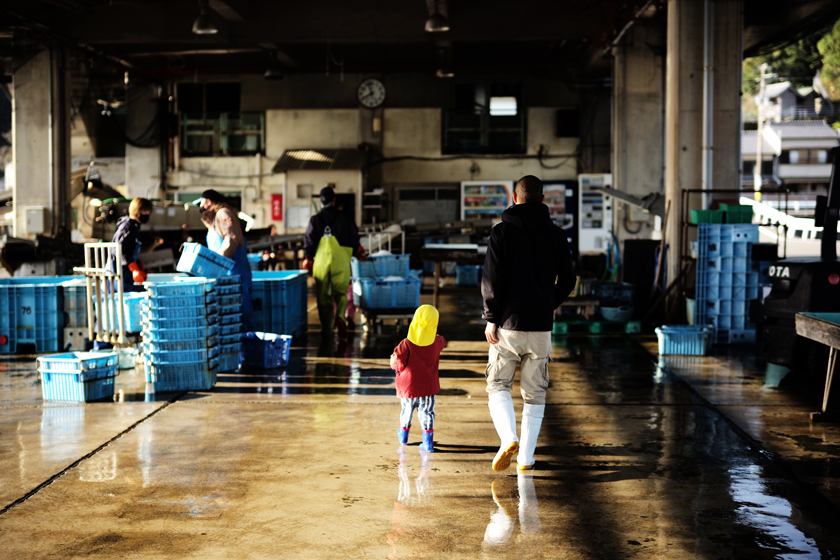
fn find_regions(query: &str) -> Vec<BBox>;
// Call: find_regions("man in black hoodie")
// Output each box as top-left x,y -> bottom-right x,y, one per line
481,175 -> 576,473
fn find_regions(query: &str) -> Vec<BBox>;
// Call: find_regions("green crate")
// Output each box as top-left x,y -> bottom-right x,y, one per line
720,204 -> 753,224
689,209 -> 725,224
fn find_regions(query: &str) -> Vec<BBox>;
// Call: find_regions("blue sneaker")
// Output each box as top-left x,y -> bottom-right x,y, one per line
398,427 -> 410,444
420,430 -> 434,452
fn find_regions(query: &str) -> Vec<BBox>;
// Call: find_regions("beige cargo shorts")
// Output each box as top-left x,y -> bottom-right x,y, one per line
485,328 -> 551,405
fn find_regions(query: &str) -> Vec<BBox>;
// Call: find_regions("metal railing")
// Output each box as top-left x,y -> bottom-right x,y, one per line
739,196 -> 821,239
73,243 -> 128,345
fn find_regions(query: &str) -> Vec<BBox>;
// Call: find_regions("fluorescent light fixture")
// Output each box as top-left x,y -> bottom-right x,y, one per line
489,97 -> 517,116
425,10 -> 450,32
192,1 -> 218,35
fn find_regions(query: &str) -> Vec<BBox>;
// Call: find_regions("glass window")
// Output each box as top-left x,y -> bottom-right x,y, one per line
817,150 -> 828,164
789,150 -> 800,164
489,97 -> 517,116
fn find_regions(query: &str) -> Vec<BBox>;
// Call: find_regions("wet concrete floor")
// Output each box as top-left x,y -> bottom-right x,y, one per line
2,291 -> 840,558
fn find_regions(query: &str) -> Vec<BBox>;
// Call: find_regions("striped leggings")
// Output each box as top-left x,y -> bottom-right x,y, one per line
400,396 -> 435,431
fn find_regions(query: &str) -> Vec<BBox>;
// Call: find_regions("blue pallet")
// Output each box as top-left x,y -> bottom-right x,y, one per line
251,271 -> 308,336
353,277 -> 421,310
142,304 -> 218,321
241,332 -> 292,368
177,243 -> 236,278
144,278 -> 215,297
142,322 -> 220,342
144,336 -> 218,352
145,359 -> 218,391
456,265 -> 482,287
39,366 -> 117,402
216,283 -> 242,295
144,345 -> 219,364
213,274 -> 241,286
219,303 -> 242,316
218,294 -> 242,306
219,333 -> 241,345
655,325 -> 712,356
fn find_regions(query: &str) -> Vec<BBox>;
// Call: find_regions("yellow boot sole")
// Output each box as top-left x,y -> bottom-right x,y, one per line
492,441 -> 519,472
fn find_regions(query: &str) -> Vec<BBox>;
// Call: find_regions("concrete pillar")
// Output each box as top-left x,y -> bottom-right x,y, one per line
12,48 -> 71,240
125,83 -> 163,199
612,21 -> 666,245
664,0 -> 742,301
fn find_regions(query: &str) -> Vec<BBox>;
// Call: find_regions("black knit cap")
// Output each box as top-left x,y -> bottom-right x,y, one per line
201,189 -> 225,203
319,186 -> 335,205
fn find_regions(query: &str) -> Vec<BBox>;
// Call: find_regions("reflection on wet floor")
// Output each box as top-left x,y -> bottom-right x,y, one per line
5,295 -> 840,557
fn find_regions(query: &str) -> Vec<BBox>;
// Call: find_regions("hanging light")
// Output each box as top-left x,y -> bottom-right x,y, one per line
425,1 -> 450,33
192,0 -> 218,35
436,69 -> 454,78
264,51 -> 284,80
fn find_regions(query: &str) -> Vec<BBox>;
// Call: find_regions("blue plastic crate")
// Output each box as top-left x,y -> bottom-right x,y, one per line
655,325 -> 712,356
219,312 -> 242,325
145,293 -> 216,309
241,332 -> 292,368
176,243 -> 236,278
142,304 -> 218,321
353,277 -> 422,310
61,280 -> 89,328
220,334 -> 241,346
145,358 -> 218,391
218,294 -> 242,306
144,344 -> 219,364
213,275 -> 241,286
218,303 -> 242,316
144,336 -> 218,353
39,367 -> 117,402
218,322 -> 242,336
144,278 -> 215,297
218,343 -> 241,372
216,283 -> 242,295
351,254 -> 411,278
0,276 -> 72,354
38,351 -> 119,372
142,322 -> 220,342
456,265 -> 482,287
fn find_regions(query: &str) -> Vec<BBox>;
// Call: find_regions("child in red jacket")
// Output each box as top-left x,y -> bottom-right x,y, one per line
390,304 -> 446,452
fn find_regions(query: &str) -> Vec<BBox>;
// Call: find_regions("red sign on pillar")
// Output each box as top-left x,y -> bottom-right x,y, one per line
271,194 -> 283,221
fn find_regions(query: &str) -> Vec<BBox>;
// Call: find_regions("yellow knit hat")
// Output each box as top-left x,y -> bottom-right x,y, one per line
407,305 -> 439,347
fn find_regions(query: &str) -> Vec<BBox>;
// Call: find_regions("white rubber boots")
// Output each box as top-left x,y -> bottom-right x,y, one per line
517,403 -> 545,470
488,392 -> 519,471
488,392 -> 544,471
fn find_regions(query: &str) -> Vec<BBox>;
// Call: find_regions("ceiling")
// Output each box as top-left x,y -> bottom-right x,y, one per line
0,0 -> 839,81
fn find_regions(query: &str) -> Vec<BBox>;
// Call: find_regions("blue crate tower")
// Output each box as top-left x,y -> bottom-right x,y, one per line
215,275 -> 242,372
694,224 -> 760,345
141,278 -> 219,391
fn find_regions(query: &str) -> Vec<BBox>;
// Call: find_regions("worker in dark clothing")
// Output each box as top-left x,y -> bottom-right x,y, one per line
303,187 -> 363,338
112,197 -> 153,293
481,175 -> 576,473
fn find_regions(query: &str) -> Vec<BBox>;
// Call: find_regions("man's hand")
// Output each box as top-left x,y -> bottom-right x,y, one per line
485,322 -> 499,345
302,258 -> 314,277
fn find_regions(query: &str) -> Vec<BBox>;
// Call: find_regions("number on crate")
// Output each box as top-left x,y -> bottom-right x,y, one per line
21,306 -> 31,315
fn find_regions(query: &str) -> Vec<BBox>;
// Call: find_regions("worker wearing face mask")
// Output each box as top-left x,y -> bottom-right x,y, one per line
112,197 -> 153,293
198,189 -> 256,332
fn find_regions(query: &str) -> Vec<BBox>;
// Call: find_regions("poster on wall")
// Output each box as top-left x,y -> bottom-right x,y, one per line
271,194 -> 283,221
460,181 -> 514,221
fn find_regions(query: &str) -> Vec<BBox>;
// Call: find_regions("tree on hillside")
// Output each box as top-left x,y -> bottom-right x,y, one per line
818,18 -> 840,101
743,34 -> 824,95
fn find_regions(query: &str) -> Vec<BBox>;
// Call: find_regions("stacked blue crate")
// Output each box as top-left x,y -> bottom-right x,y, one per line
350,254 -> 421,312
694,224 -> 760,345
141,278 -> 219,390
251,271 -> 308,337
215,275 -> 242,372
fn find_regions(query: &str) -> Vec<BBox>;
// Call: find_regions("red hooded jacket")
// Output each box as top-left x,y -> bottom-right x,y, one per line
390,335 -> 446,398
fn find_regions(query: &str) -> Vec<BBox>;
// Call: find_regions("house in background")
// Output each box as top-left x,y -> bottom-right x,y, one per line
755,73 -> 837,122
742,120 -> 839,193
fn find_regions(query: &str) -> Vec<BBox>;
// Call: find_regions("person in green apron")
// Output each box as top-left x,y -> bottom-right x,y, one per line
303,187 -> 364,338
198,190 -> 256,332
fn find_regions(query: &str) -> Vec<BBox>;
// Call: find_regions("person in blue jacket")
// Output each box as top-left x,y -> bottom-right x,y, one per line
112,197 -> 153,293
198,189 -> 256,332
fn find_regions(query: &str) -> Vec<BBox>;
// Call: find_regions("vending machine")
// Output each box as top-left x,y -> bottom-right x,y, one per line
543,180 -> 578,259
460,181 -> 514,221
577,173 -> 613,253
